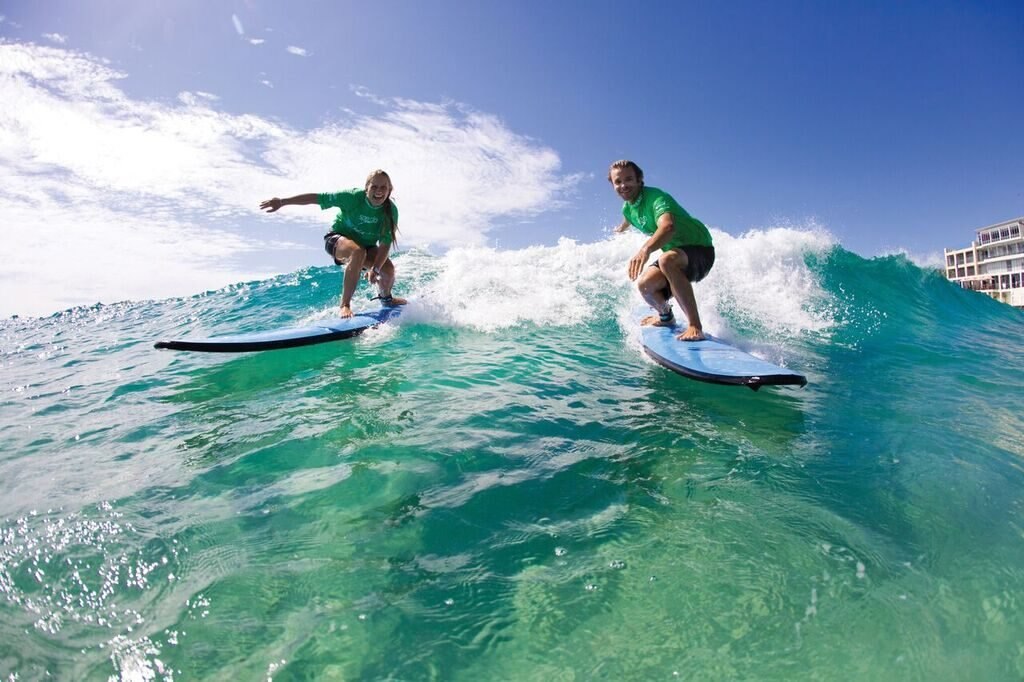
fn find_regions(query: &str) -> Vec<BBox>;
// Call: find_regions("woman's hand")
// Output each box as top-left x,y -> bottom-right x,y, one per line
259,198 -> 283,213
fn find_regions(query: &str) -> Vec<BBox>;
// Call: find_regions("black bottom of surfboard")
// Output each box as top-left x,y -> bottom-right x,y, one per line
643,348 -> 808,391
153,326 -> 367,353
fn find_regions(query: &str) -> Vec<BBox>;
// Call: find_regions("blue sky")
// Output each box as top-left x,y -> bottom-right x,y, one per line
2,0 -> 1022,317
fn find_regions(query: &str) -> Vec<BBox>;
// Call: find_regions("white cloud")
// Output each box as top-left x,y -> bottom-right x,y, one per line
0,42 -> 578,317
260,79 -> 274,88
351,85 -> 388,105
42,32 -> 67,44
231,14 -> 244,35
285,45 -> 308,57
177,90 -> 219,106
249,38 -> 265,45
1,199 -> 271,315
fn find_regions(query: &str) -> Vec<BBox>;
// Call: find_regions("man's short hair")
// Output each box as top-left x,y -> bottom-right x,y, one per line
608,160 -> 644,183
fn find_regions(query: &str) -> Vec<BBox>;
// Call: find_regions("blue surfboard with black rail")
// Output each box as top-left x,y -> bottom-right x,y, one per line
638,309 -> 807,390
154,305 -> 402,353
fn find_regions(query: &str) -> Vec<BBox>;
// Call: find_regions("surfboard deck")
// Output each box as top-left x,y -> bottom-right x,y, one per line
154,305 -> 402,353
638,309 -> 807,390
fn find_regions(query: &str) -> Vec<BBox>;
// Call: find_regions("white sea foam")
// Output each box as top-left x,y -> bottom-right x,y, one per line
285,223 -> 836,358
402,236 -> 635,331
878,247 -> 944,269
390,224 -> 836,343
703,223 -> 837,337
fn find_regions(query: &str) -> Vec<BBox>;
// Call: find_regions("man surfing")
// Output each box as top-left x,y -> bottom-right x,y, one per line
609,160 -> 715,341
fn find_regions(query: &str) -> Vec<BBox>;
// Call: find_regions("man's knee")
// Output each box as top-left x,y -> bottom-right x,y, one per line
637,269 -> 666,296
658,249 -> 688,271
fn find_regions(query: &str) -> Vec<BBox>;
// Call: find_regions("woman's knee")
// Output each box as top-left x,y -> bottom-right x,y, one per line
338,244 -> 367,263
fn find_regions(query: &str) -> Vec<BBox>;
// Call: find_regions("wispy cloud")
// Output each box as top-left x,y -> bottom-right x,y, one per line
231,14 -> 244,35
249,38 -> 265,45
177,90 -> 219,105
260,79 -> 274,88
0,42 -> 578,317
285,45 -> 308,57
42,32 -> 67,44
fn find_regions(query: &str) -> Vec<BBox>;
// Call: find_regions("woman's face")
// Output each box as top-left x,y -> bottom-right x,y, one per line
365,175 -> 392,207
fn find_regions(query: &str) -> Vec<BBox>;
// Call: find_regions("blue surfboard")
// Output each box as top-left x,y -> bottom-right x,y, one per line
154,306 -> 402,353
638,309 -> 806,390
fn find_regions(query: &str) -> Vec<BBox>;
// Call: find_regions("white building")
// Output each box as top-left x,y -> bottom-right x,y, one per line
944,217 -> 1024,309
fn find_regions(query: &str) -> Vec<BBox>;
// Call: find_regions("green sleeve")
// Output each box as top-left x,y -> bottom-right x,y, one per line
317,189 -> 359,210
651,194 -> 673,221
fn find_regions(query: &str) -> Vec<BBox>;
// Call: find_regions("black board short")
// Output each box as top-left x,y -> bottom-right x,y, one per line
324,232 -> 378,269
323,233 -> 344,265
650,245 -> 716,298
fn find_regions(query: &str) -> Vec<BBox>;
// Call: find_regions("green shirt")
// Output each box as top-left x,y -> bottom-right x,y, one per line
622,186 -> 713,250
318,189 -> 398,248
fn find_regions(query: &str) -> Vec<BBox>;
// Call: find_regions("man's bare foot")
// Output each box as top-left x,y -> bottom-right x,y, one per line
384,295 -> 408,306
676,325 -> 705,341
339,305 -> 354,318
640,314 -> 674,327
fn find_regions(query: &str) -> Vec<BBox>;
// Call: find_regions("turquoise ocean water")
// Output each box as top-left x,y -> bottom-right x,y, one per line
3,228 -> 1024,680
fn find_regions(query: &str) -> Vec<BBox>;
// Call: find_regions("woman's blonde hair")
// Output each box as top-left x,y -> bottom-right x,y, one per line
365,169 -> 398,245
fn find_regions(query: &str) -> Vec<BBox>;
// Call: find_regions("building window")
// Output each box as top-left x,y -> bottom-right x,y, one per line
966,253 -> 973,263
967,266 -> 975,275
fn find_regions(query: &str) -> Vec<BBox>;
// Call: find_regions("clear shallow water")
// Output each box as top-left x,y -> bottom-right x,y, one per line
2,230 -> 1024,680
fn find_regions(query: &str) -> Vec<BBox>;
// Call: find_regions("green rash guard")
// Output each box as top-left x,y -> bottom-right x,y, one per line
622,186 -> 713,251
318,189 -> 398,248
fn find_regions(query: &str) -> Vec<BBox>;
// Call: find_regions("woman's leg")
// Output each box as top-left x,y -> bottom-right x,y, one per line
373,259 -> 407,306
332,238 -> 368,317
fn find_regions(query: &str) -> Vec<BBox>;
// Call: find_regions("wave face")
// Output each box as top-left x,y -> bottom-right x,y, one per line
2,229 -> 1024,680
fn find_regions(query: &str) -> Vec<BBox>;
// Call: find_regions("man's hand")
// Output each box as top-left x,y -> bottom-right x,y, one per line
628,248 -> 649,281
